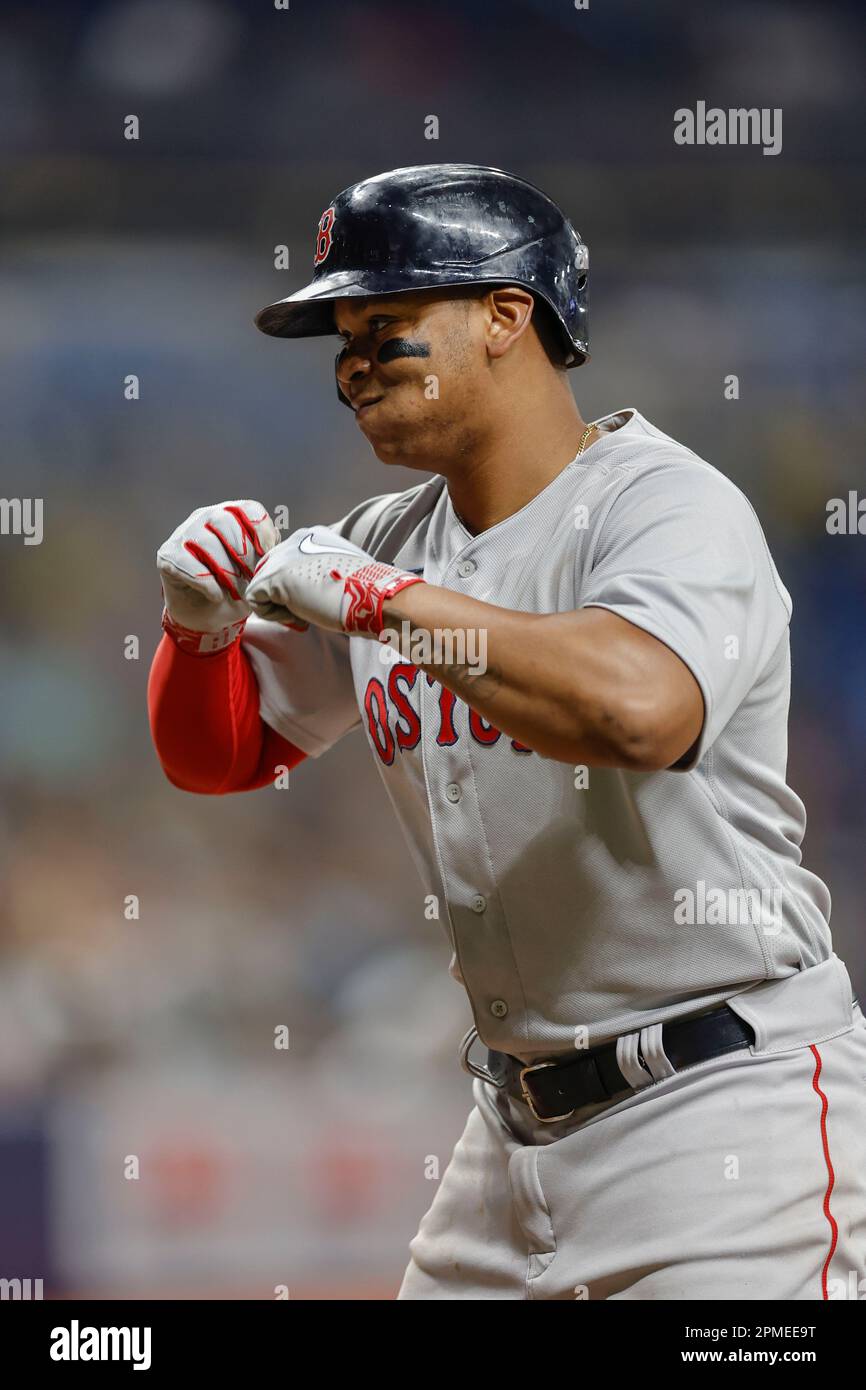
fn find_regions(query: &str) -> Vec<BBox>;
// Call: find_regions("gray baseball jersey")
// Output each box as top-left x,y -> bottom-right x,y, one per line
242,407 -> 833,1061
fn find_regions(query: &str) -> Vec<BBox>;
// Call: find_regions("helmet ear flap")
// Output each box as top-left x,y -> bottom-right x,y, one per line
530,295 -> 577,368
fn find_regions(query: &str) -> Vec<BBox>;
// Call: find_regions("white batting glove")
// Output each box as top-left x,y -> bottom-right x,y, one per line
245,525 -> 424,636
157,500 -> 280,653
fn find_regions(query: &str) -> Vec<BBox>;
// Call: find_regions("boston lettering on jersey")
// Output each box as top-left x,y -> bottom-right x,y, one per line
363,663 -> 532,765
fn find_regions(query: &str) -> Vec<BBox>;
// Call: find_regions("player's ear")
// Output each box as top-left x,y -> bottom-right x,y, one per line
484,287 -> 536,361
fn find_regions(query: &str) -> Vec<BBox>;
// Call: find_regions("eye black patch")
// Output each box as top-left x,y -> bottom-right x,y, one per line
376,338 -> 431,364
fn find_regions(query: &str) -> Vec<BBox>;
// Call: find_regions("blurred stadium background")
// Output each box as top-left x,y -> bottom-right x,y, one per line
0,0 -> 863,1298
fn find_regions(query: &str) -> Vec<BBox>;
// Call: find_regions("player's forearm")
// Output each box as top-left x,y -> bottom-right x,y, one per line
380,584 -> 683,769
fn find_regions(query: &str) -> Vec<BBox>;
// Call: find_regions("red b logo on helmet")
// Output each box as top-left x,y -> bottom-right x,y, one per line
314,207 -> 336,266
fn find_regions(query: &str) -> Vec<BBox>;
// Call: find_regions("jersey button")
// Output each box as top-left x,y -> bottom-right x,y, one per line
445,783 -> 461,803
457,559 -> 476,578
490,999 -> 508,1018
470,894 -> 487,914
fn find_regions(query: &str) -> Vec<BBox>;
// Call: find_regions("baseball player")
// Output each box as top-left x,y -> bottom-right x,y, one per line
148,164 -> 866,1300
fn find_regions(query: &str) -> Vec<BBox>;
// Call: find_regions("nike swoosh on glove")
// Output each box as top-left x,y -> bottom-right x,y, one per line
245,526 -> 425,636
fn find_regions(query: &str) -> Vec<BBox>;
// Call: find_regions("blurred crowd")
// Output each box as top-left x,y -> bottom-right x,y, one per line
0,0 -> 863,1295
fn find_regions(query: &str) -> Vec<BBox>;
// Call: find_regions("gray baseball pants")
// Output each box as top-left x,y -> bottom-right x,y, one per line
398,956 -> 866,1300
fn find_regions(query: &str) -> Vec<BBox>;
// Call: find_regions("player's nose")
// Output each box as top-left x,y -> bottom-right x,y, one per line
335,345 -> 374,398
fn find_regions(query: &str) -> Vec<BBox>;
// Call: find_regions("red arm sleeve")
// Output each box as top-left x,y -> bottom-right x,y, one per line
147,632 -> 308,794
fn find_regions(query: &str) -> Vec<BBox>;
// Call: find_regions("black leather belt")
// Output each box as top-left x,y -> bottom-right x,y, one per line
484,1004 -> 756,1123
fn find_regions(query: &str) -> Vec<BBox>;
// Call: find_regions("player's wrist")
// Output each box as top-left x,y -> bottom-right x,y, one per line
344,570 -> 425,637
378,573 -> 432,628
161,607 -> 248,656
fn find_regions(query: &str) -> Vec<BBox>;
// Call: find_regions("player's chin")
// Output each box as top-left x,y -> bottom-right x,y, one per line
367,433 -> 410,465
356,399 -> 414,455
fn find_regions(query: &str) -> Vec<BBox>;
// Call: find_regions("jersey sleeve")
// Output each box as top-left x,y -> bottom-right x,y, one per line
239,489 -> 415,757
579,460 -> 792,770
241,615 -> 360,757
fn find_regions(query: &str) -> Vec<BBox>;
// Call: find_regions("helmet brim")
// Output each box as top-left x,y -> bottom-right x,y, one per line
255,268 -> 522,339
255,269 -> 588,366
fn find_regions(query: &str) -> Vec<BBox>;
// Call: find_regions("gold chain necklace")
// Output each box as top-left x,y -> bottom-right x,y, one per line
453,420 -> 601,531
576,421 -> 597,457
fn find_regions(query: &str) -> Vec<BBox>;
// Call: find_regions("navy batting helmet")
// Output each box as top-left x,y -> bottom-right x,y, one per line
254,163 -> 590,367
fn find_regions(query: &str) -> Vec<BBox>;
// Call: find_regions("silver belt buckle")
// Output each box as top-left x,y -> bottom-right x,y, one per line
519,1059 -> 577,1124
